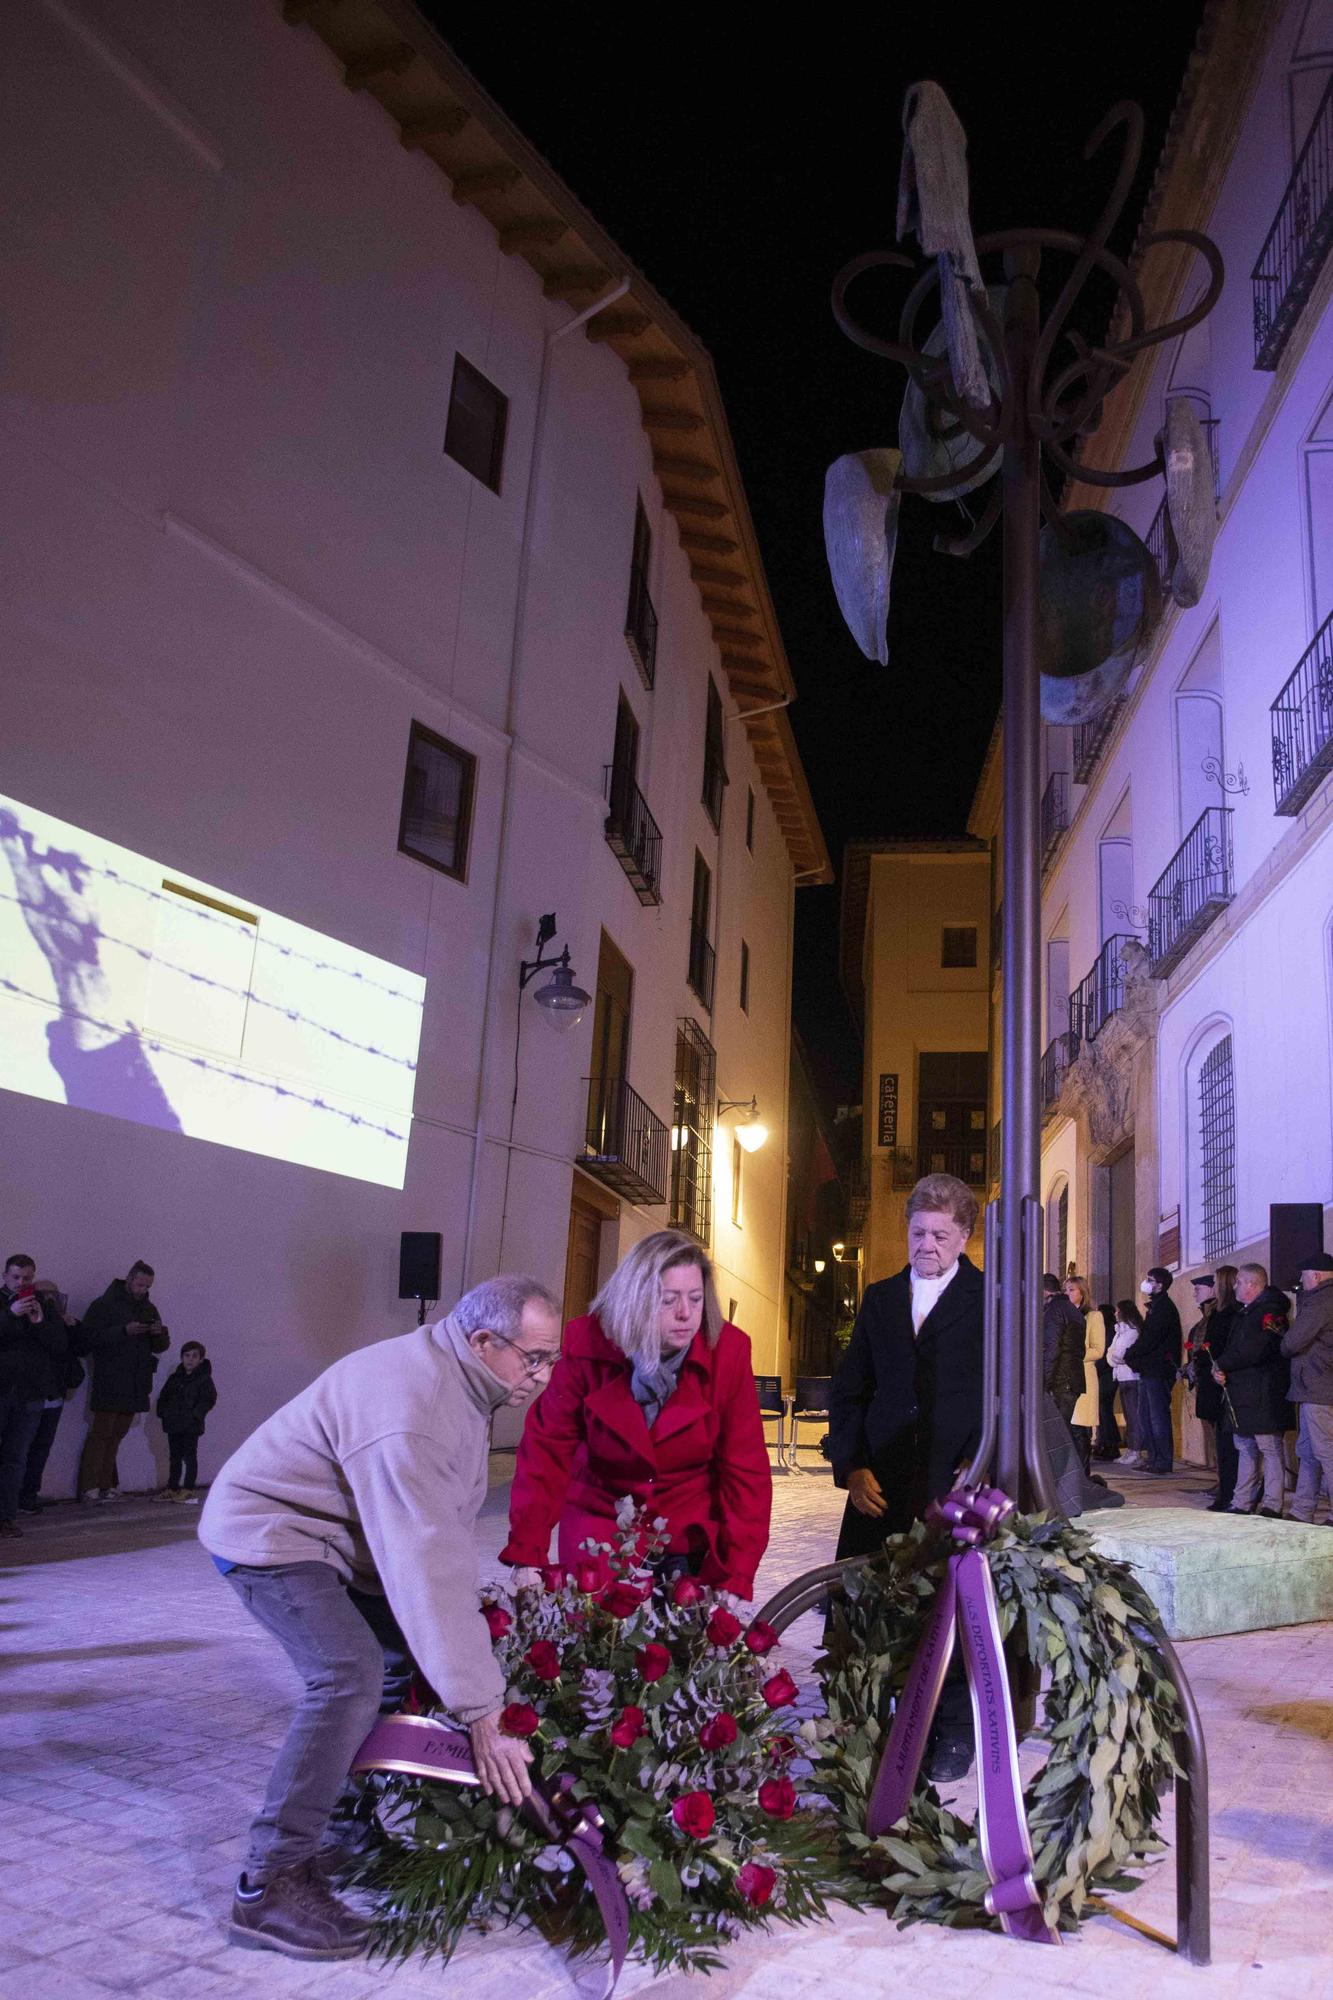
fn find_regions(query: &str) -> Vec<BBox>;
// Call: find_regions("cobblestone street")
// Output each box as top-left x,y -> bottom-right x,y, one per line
3,1463 -> 1330,1999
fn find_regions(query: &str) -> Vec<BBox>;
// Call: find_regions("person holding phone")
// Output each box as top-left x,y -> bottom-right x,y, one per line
77,1260 -> 169,1500
1,1254 -> 64,1536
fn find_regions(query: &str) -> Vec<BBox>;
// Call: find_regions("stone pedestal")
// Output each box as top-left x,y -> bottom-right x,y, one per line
1085,1506 -> 1333,1639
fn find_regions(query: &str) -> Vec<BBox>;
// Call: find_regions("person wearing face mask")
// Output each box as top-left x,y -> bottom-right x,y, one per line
1123,1267 -> 1182,1475
827,1173 -> 984,1781
503,1230 -> 771,1605
1106,1299 -> 1145,1468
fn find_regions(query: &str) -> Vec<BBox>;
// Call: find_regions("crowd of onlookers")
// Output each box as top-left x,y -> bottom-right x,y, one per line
0,1253 -> 218,1536
1042,1253 -> 1333,1522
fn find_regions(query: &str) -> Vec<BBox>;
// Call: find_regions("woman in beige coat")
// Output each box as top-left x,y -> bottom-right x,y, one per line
1065,1277 -> 1106,1475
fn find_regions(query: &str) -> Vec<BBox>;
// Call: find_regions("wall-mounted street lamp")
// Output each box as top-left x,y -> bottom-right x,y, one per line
519,913 -> 591,1032
718,1094 -> 769,1152
813,1257 -> 826,1274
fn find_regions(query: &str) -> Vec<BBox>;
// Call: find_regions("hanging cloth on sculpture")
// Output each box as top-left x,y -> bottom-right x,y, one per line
1161,398 -> 1216,610
899,286 -> 1006,499
897,82 -> 990,409
823,448 -> 902,665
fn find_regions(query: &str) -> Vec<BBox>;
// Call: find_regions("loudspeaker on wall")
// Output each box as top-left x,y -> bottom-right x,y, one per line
399,1230 -> 442,1301
1269,1204 -> 1325,1291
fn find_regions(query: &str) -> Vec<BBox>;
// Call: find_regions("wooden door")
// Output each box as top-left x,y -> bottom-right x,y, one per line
563,1193 -> 605,1326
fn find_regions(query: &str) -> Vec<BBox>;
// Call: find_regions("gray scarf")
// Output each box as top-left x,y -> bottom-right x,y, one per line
629,1340 -> 690,1430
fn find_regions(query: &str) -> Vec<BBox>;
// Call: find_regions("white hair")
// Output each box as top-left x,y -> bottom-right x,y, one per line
453,1274 -> 560,1342
592,1230 -> 724,1370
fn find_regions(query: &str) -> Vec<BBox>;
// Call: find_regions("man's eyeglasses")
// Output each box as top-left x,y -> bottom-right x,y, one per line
485,1331 -> 561,1379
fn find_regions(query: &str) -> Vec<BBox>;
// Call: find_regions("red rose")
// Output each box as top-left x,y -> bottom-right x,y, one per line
766,1733 -> 796,1763
705,1607 -> 743,1647
736,1860 -> 776,1909
609,1704 -> 647,1749
671,1790 -> 715,1839
761,1669 -> 798,1710
525,1640 -> 561,1683
636,1642 -> 672,1683
481,1603 -> 511,1641
499,1703 -> 540,1738
672,1576 -> 706,1607
540,1564 -> 568,1591
575,1554 -> 611,1594
744,1620 -> 779,1656
699,1712 -> 738,1753
599,1582 -> 646,1619
758,1775 -> 796,1819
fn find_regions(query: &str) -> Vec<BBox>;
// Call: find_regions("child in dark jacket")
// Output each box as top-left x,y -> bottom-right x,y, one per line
155,1343 -> 218,1502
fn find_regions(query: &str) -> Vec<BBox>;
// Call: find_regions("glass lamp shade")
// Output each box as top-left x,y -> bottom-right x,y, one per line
734,1120 -> 768,1153
531,964 -> 590,1032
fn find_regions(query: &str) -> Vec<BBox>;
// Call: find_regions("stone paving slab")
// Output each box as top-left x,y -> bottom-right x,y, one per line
2,1461 -> 1331,1997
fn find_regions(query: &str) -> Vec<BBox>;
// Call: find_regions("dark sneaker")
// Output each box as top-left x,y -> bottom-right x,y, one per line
229,1863 -> 370,1959
925,1734 -> 974,1784
0,1520 -> 21,1539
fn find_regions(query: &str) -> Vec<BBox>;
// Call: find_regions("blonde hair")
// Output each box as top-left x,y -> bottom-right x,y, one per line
591,1229 -> 724,1369
1064,1276 -> 1090,1309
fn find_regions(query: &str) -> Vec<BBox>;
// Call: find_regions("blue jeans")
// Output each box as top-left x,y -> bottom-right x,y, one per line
0,1392 -> 45,1523
1138,1375 -> 1174,1473
224,1561 -> 414,1878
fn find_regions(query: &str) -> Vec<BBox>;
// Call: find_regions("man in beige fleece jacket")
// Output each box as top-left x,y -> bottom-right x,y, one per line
200,1273 -> 562,1962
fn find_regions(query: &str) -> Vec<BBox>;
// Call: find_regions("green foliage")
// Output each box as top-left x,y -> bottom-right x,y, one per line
356,1509 -> 837,1978
813,1513 -> 1183,1936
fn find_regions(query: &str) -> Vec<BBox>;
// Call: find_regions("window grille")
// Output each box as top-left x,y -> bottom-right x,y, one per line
670,1017 -> 715,1244
941,925 -> 978,968
1198,1035 -> 1236,1260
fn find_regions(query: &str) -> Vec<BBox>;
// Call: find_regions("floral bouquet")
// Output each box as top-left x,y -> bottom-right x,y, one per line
356,1501 -> 837,1976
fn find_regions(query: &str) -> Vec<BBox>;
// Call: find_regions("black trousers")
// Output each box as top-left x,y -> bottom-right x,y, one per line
20,1403 -> 64,1506
1208,1418 -> 1238,1508
167,1432 -> 198,1490
834,1489 -> 971,1741
1095,1363 -> 1122,1454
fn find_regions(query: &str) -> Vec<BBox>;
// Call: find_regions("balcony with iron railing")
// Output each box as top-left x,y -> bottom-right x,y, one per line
1070,933 -> 1139,1045
624,564 -> 658,690
916,1139 -> 989,1187
1041,771 -> 1070,871
1252,73 -> 1333,370
1271,604 -> 1333,816
1144,418 -> 1220,598
687,920 -> 716,1010
1147,806 -> 1234,978
603,764 -> 663,906
579,1076 -> 669,1205
1040,1032 -> 1078,1124
1072,695 -> 1127,785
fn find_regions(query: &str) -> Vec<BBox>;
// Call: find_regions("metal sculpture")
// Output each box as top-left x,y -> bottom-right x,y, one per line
809,89 -> 1225,1964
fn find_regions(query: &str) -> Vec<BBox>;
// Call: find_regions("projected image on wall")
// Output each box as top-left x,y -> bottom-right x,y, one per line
0,794 -> 425,1188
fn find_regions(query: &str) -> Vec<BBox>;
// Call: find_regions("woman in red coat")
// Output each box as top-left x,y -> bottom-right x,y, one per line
501,1230 -> 772,1600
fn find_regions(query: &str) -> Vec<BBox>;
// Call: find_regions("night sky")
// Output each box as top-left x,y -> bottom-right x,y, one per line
428,5 -> 1206,1106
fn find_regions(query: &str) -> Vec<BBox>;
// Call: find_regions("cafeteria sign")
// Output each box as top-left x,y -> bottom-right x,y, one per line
878,1073 -> 898,1149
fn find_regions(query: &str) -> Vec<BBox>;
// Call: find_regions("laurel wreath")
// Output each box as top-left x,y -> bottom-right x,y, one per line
814,1511 -> 1184,1935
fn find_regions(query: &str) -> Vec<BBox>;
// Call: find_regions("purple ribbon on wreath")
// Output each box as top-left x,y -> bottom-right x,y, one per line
865,1484 -> 1062,1947
353,1713 -> 630,1989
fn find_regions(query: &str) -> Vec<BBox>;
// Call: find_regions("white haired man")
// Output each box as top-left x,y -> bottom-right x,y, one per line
200,1274 -> 562,1961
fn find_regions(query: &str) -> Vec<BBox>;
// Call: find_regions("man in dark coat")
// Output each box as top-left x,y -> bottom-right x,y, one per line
1,1254 -> 66,1536
1042,1273 -> 1085,1430
828,1172 -> 983,1780
1124,1266 -> 1181,1475
1284,1253 -> 1333,1524
77,1261 -> 169,1500
19,1278 -> 84,1514
1213,1263 -> 1291,1517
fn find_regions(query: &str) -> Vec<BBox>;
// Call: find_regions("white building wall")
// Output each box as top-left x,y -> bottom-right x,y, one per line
0,0 -> 808,1491
1037,0 -> 1333,1343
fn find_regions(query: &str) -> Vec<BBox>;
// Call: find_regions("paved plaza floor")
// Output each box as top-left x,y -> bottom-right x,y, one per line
2,1460 -> 1331,1999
